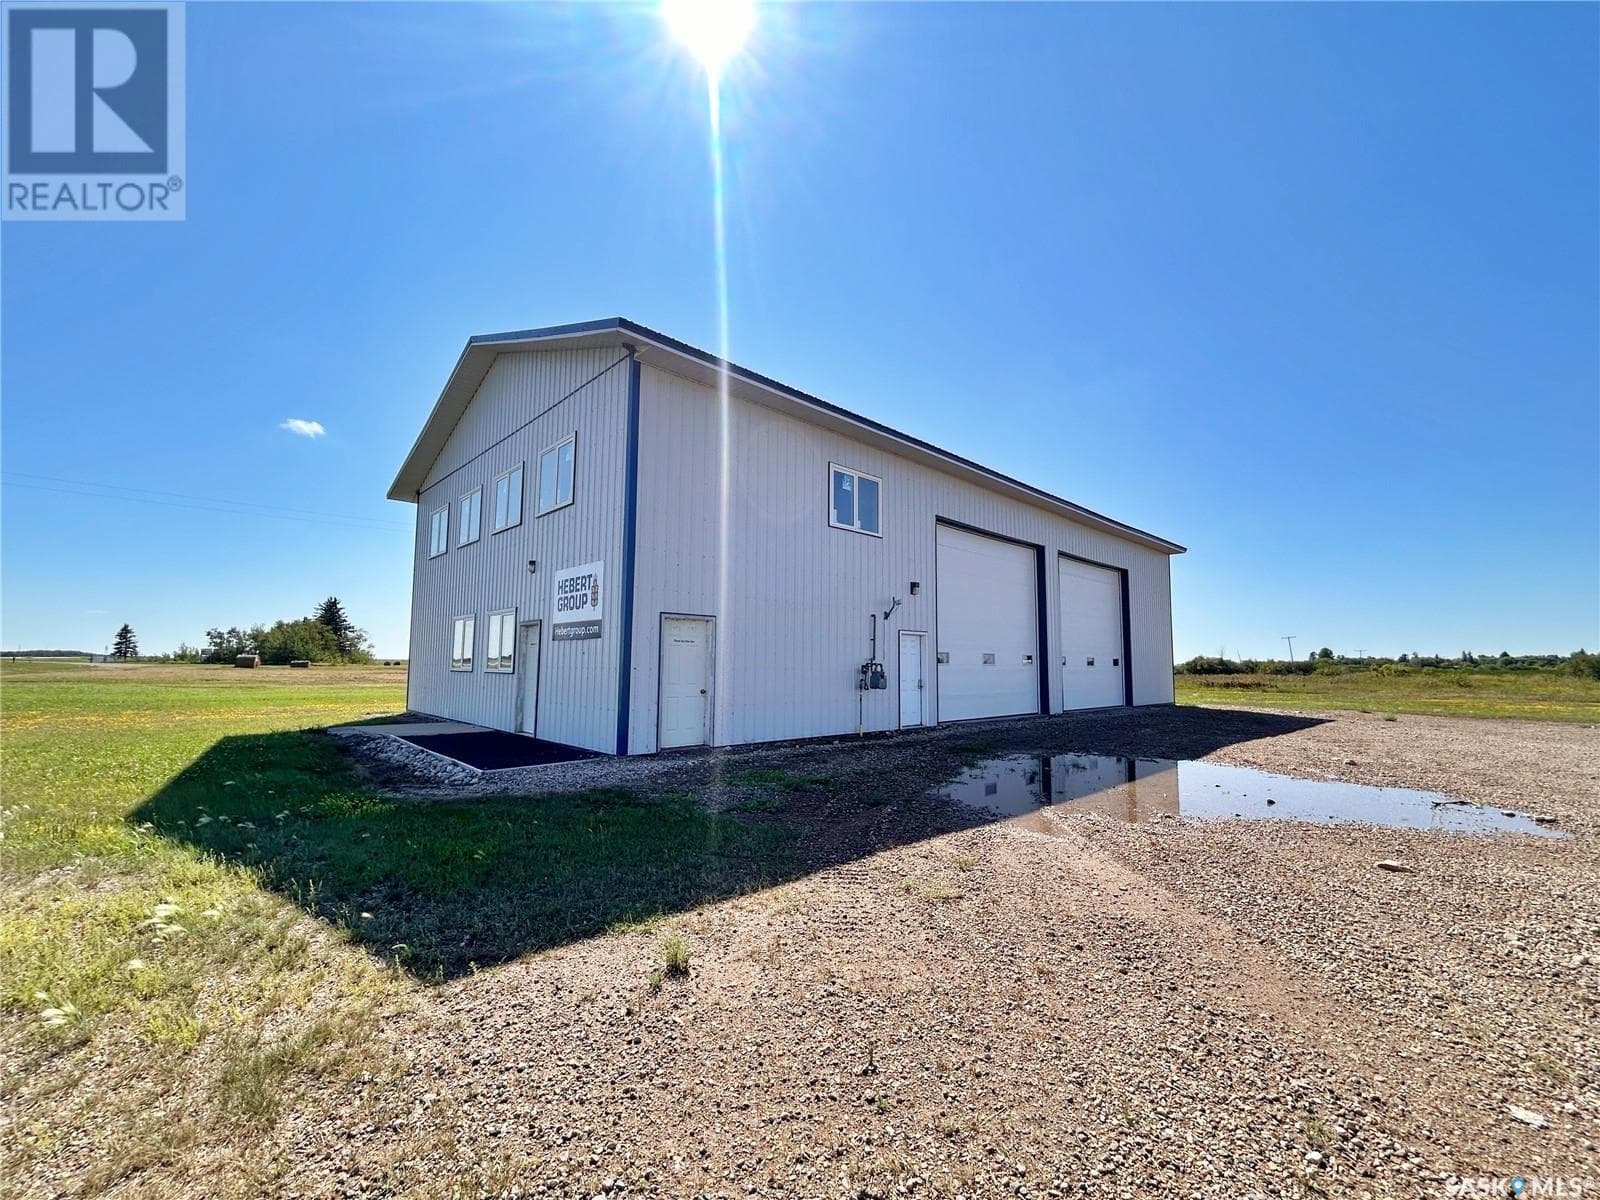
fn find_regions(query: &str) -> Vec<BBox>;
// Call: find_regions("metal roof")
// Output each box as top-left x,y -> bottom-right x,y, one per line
387,317 -> 1185,555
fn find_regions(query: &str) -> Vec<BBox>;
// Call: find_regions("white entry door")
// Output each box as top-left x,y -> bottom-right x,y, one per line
898,631 -> 927,727
659,616 -> 712,749
1058,557 -> 1126,710
517,623 -> 541,734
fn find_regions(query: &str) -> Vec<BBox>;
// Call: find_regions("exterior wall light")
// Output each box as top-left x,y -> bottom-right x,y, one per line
909,581 -> 920,595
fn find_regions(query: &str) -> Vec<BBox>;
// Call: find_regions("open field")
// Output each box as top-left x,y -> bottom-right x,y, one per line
1177,666 -> 1600,723
0,661 -> 413,1194
3,661 -> 1597,1198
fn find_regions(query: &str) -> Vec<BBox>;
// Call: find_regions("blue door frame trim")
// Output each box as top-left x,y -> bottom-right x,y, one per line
614,351 -> 642,755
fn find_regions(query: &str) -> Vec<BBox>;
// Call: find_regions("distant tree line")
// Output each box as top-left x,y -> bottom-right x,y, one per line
1177,650 -> 1600,680
169,597 -> 375,665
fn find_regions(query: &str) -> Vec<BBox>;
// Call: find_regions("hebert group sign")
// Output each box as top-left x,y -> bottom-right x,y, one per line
551,561 -> 604,642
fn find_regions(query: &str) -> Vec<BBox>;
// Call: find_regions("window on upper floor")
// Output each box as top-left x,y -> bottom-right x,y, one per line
537,434 -> 576,516
458,487 -> 482,546
492,463 -> 524,533
829,463 -> 881,536
429,506 -> 449,557
450,614 -> 475,671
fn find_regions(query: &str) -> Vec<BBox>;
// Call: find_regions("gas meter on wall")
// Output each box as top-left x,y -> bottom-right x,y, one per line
858,661 -> 887,690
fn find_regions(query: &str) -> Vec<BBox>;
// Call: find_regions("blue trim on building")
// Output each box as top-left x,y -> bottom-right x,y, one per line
614,352 -> 642,755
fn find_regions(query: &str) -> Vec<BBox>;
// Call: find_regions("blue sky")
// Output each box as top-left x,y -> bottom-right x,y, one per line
3,1 -> 1596,660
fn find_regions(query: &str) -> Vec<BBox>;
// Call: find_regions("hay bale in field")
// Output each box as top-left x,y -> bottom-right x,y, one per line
234,654 -> 261,669
289,660 -> 311,668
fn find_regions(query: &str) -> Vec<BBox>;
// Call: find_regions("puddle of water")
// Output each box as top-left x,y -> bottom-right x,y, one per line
936,753 -> 1565,838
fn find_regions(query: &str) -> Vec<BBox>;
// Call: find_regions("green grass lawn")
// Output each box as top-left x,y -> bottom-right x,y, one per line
0,660 -> 794,1191
1176,666 -> 1600,723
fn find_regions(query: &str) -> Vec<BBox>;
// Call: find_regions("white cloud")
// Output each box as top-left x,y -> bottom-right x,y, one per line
280,418 -> 326,439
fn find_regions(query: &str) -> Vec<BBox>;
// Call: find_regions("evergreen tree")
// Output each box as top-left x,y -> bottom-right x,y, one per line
314,596 -> 355,657
112,624 -> 139,659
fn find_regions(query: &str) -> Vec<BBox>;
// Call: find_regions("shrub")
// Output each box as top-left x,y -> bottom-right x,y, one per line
1566,651 -> 1600,681
257,619 -> 341,665
1176,656 -> 1243,676
1259,659 -> 1314,676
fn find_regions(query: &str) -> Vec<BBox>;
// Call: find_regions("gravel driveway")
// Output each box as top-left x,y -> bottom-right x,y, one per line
296,705 -> 1598,1198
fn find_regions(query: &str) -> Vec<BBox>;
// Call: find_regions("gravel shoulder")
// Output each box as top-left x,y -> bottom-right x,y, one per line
267,704 -> 1600,1199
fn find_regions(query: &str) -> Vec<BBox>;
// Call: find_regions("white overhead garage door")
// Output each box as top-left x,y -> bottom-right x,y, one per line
935,524 -> 1039,721
1058,556 -> 1126,710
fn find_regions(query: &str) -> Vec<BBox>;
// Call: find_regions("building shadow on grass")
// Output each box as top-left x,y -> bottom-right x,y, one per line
129,707 -> 1325,982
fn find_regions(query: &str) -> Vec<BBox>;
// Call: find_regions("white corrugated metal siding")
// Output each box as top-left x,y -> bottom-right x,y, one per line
407,347 -> 631,752
627,363 -> 1175,753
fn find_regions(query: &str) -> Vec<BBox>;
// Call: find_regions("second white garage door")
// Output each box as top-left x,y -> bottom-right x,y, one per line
935,524 -> 1039,721
1058,556 -> 1126,710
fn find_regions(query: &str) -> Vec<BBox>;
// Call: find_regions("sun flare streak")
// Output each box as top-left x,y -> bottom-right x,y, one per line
663,0 -> 751,758
709,74 -> 732,762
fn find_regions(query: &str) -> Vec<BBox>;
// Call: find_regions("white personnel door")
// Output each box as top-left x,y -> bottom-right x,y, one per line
1058,557 -> 1126,710
659,616 -> 712,749
517,622 -> 541,734
898,631 -> 927,727
935,524 -> 1040,721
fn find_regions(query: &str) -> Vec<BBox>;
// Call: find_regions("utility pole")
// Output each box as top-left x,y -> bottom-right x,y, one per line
1283,635 -> 1296,662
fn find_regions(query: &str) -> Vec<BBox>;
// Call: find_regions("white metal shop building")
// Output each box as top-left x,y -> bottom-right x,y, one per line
389,319 -> 1185,756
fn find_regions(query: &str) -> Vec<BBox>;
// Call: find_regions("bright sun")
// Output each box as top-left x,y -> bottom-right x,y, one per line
662,0 -> 754,73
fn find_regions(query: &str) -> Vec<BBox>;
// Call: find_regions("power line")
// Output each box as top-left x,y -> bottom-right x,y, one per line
1,479 -> 409,533
3,479 -> 405,532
